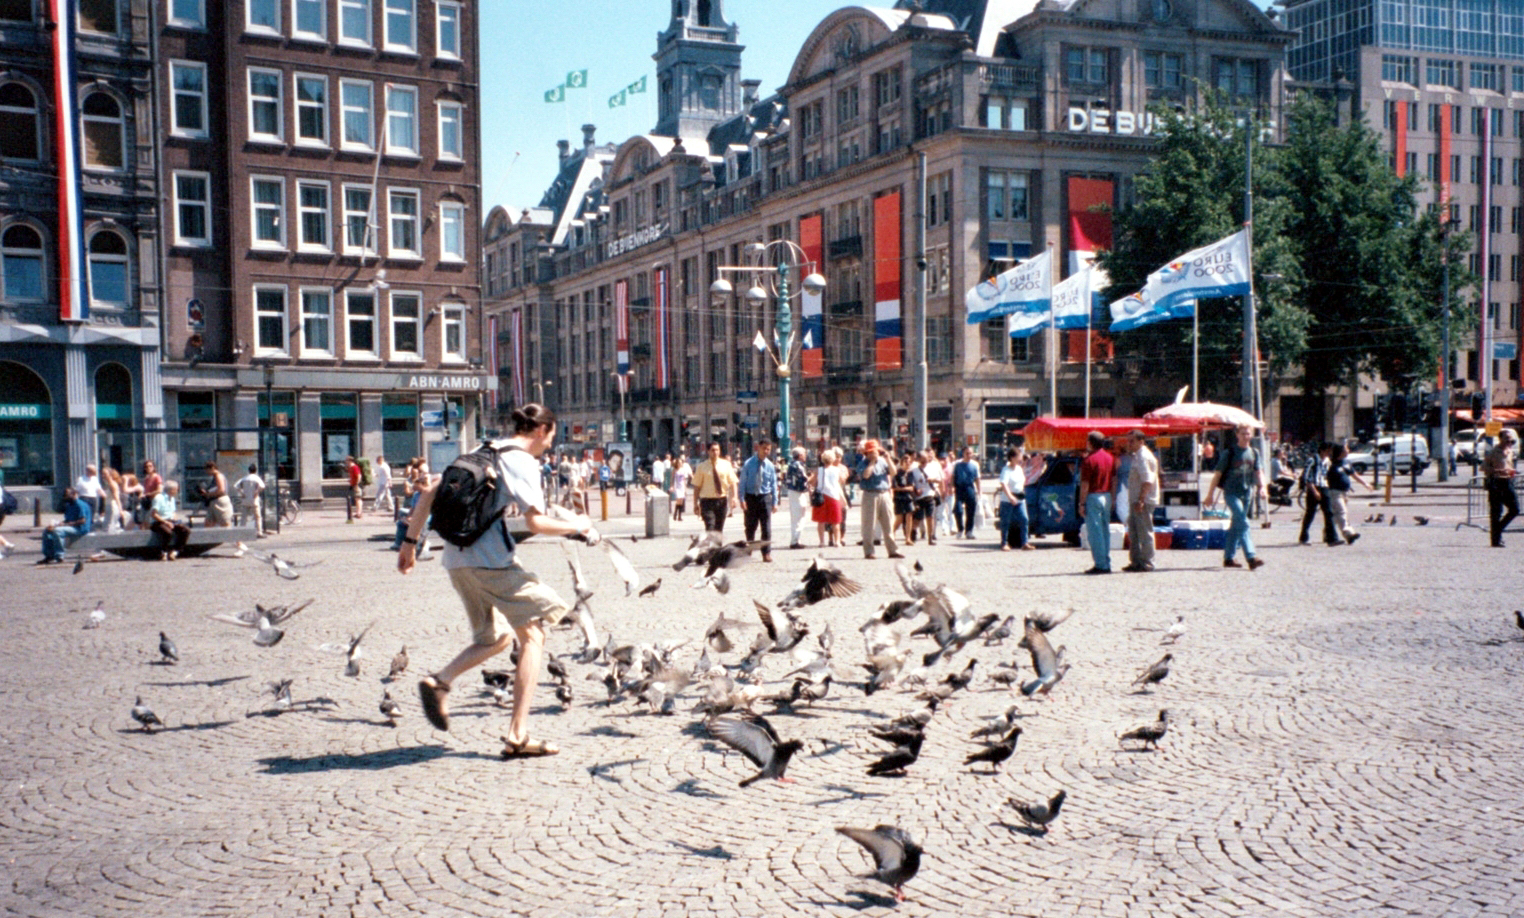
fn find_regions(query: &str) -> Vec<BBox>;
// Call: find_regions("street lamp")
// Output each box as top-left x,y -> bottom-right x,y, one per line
534,378 -> 553,405
1438,214 -> 1460,482
710,240 -> 826,457
612,372 -> 630,441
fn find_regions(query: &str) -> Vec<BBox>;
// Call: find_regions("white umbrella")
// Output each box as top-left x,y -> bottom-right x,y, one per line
1143,401 -> 1264,429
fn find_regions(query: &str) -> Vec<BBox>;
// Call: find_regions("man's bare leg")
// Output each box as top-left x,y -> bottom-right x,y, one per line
504,620 -> 544,745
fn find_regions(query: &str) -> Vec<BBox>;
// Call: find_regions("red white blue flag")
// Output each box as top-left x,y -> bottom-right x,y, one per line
614,279 -> 629,392
50,0 -> 87,322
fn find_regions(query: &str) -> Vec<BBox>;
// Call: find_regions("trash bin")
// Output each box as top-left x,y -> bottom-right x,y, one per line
645,491 -> 670,538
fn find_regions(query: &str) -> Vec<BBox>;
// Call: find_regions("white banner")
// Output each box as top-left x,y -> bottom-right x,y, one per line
1109,230 -> 1251,332
1053,263 -> 1109,330
965,250 -> 1051,325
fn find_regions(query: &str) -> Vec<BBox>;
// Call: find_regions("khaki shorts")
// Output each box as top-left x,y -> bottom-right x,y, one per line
205,495 -> 234,526
447,565 -> 571,645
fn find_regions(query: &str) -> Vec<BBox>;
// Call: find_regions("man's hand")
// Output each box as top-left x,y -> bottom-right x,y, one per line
397,542 -> 416,575
583,525 -> 602,546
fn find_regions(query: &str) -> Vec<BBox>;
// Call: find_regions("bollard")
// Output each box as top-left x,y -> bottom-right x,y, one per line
33,496 -> 41,527
1383,453 -> 1393,505
626,485 -> 632,516
600,486 -> 608,522
1410,458 -> 1419,494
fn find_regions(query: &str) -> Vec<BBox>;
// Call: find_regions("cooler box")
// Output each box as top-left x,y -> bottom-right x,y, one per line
1122,527 -> 1174,551
1079,522 -> 1128,551
1205,523 -> 1228,551
1171,521 -> 1208,550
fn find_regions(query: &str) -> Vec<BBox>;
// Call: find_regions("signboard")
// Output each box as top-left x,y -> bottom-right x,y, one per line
1494,341 -> 1518,360
840,406 -> 867,427
605,222 -> 668,259
0,404 -> 47,419
604,442 -> 633,483
1486,420 -> 1504,438
403,374 -> 490,391
741,414 -> 759,429
806,426 -> 825,440
737,390 -> 759,404
421,410 -> 445,429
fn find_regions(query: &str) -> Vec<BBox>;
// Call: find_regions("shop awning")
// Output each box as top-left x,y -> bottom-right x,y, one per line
1017,417 -> 1212,452
1454,408 -> 1524,424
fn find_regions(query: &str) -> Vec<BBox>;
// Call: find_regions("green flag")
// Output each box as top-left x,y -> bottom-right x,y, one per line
544,84 -> 564,103
566,69 -> 588,89
627,75 -> 647,95
608,89 -> 627,109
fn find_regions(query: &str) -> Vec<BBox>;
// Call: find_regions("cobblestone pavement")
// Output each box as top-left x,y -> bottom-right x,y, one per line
2,489 -> 1522,918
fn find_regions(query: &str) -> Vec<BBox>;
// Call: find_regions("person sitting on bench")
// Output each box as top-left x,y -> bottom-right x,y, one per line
149,481 -> 191,561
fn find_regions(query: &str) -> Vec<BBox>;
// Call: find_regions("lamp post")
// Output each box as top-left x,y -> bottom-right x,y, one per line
613,373 -> 629,442
534,378 -> 553,405
262,363 -> 279,535
710,241 -> 825,458
1438,215 -> 1459,482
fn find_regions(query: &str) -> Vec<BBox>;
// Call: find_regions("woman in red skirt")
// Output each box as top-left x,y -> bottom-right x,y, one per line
810,447 -> 847,547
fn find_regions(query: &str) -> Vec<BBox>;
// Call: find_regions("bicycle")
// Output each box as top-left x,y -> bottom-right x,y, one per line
280,497 -> 302,525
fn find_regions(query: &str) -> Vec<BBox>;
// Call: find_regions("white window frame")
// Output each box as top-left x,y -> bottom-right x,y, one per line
295,180 -> 332,253
0,223 -> 47,303
168,60 -> 208,138
293,72 -> 328,147
389,290 -> 422,360
86,230 -> 129,309
438,201 -> 465,262
247,67 -> 284,143
172,170 -> 212,247
338,0 -> 372,47
383,0 -> 416,54
436,100 -> 463,160
436,1 -> 461,59
345,288 -> 379,358
299,286 -> 334,357
245,0 -> 280,35
250,175 -> 286,250
387,187 -> 421,258
441,302 -> 466,363
338,78 -> 374,152
384,84 -> 418,156
167,0 -> 205,30
81,91 -> 125,171
341,183 -> 375,256
290,0 -> 326,41
253,285 -> 289,355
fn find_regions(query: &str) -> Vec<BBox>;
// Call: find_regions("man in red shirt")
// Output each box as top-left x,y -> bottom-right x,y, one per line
346,456 -> 364,520
1077,431 -> 1116,574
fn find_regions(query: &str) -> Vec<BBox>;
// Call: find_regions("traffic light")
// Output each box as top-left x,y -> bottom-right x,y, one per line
1375,394 -> 1391,430
1390,394 -> 1408,429
1472,392 -> 1485,419
877,403 -> 893,437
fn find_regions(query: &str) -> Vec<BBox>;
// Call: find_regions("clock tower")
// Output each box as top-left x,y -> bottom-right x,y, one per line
652,0 -> 745,139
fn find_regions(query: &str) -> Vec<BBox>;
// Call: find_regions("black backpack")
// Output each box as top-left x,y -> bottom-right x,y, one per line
430,443 -> 523,549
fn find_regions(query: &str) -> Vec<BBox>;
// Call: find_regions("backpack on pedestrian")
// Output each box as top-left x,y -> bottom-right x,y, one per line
430,443 -> 522,549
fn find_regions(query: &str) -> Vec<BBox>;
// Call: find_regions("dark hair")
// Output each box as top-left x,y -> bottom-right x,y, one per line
510,403 -> 557,435
248,463 -> 257,473
1087,431 -> 1105,449
1331,443 -> 1348,461
755,439 -> 772,450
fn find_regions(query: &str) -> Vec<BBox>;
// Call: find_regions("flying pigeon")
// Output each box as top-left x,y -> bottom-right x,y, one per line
1515,610 -> 1524,633
1018,619 -> 1064,697
983,615 -> 1016,645
131,696 -> 163,732
320,622 -> 375,677
1414,515 -> 1430,526
267,678 -> 294,711
692,540 -> 757,592
1120,709 -> 1170,750
560,542 -> 601,661
554,682 -> 574,706
1132,653 -> 1172,693
252,615 -> 285,648
209,600 -> 315,629
600,539 -> 641,595
1026,607 -> 1074,633
755,600 -> 810,654
778,557 -> 862,610
638,579 -> 663,598
964,725 -> 1021,772
672,531 -> 723,571
705,713 -> 803,787
1160,615 -> 1186,645
388,646 -> 410,680
834,825 -> 923,902
84,602 -> 106,630
158,631 -> 179,664
379,690 -> 401,725
1008,790 -> 1066,832
244,546 -> 323,579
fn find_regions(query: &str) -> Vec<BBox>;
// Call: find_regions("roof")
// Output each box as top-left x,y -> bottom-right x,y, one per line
1017,416 -> 1218,452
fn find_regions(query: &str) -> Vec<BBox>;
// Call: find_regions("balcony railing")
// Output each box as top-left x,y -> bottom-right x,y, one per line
628,386 -> 673,404
825,364 -> 862,385
827,235 -> 863,260
980,63 -> 1041,91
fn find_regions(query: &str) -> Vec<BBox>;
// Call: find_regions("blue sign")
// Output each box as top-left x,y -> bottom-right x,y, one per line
1493,341 -> 1517,360
737,390 -> 759,404
421,410 -> 445,428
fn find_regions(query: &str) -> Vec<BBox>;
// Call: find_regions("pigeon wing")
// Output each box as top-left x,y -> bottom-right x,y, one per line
269,599 -> 315,625
707,716 -> 776,769
894,561 -> 932,599
600,540 -> 641,594
1023,620 -> 1058,679
816,563 -> 862,600
754,600 -> 780,642
561,541 -> 591,596
208,613 -> 258,628
835,827 -> 905,874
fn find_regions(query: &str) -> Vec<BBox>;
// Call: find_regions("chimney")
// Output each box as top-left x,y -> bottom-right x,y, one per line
742,79 -> 761,106
582,123 -> 597,153
557,139 -> 570,165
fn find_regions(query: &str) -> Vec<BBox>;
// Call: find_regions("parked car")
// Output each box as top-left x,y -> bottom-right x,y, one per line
1346,434 -> 1430,475
1452,428 -> 1482,465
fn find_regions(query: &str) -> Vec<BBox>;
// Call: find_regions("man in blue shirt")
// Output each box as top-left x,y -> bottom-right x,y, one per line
739,440 -> 778,562
852,439 -> 903,560
39,486 -> 92,564
951,447 -> 980,538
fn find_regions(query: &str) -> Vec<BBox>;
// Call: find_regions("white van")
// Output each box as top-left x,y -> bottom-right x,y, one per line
1346,434 -> 1431,475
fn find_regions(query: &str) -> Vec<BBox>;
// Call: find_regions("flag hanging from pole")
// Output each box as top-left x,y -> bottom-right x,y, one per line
544,84 -> 565,103
487,314 -> 499,414
627,75 -> 647,94
1052,263 -> 1109,330
1109,230 -> 1250,332
799,213 -> 825,378
966,249 -> 1051,325
565,69 -> 588,89
511,309 -> 526,405
752,329 -> 769,353
614,279 -> 630,393
608,90 -> 627,109
49,0 -> 87,322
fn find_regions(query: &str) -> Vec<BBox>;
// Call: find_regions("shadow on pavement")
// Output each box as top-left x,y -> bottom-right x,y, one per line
144,675 -> 253,688
810,889 -> 899,910
117,720 -> 237,734
256,744 -> 490,774
993,820 -> 1048,838
668,841 -> 733,860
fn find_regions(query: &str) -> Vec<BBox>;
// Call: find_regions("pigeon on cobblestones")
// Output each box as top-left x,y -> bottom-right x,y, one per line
964,725 -> 1021,771
835,825 -> 922,902
1133,653 -> 1172,693
1514,610 -> 1524,634
1161,616 -> 1186,645
942,658 -> 978,691
971,705 -> 1023,739
1009,790 -> 1066,832
131,696 -> 163,732
158,631 -> 179,664
388,647 -> 409,681
705,713 -> 803,787
84,602 -> 105,630
379,690 -> 401,725
638,578 -> 662,598
983,615 -> 1016,645
866,733 -> 924,776
1119,709 -> 1170,750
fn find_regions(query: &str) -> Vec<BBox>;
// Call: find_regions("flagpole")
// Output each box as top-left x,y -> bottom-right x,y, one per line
1048,243 -> 1057,416
1084,265 -> 1092,418
1192,303 -> 1199,407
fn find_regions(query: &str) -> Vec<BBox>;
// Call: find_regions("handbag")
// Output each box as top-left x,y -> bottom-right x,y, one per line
810,490 -> 824,507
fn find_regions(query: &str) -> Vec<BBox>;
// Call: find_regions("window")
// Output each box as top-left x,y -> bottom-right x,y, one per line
0,83 -> 40,161
250,176 -> 285,249
296,181 -> 330,251
292,0 -> 325,40
388,188 -> 420,256
384,0 -> 415,52
1471,62 -> 1499,92
247,0 -> 279,33
442,302 -> 465,360
340,79 -> 374,150
836,85 -> 859,124
169,61 -> 207,136
173,172 -> 211,245
436,1 -> 461,58
342,184 -> 374,254
874,66 -> 901,107
86,231 -> 127,308
437,101 -> 463,159
983,96 -> 1028,131
169,0 -> 203,28
78,0 -> 116,33
1381,54 -> 1416,84
1065,47 -> 1108,85
346,289 -> 376,356
248,68 -> 283,141
1215,59 -> 1259,98
300,288 -> 333,355
1144,51 -> 1183,89
255,286 -> 288,353
1,225 -> 45,301
927,172 -> 951,227
1426,58 -> 1459,88
81,92 -> 124,169
439,201 -> 465,261
390,291 -> 420,357
385,85 -> 417,154
339,0 -> 371,44
295,74 -> 328,145
986,170 -> 1029,221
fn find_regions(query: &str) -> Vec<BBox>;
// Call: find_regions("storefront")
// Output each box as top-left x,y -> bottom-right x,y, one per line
0,361 -> 53,488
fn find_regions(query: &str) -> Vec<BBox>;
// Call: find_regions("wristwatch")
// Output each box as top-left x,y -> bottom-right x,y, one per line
402,535 -> 418,545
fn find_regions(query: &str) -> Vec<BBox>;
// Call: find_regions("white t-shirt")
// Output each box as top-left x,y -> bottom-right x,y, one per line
651,459 -> 668,487
998,464 -> 1026,505
374,462 -> 391,490
234,473 -> 265,503
76,474 -> 102,499
442,444 -> 545,571
922,459 -> 945,492
818,464 -> 846,501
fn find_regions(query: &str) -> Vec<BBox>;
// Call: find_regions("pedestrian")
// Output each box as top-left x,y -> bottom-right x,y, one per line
851,439 -> 902,560
1077,432 -> 1116,574
995,447 -> 1030,552
690,442 -> 738,534
0,472 -> 17,556
557,453 -> 574,498
121,471 -> 142,531
138,460 -> 162,529
891,451 -> 916,543
784,446 -> 810,549
148,481 -> 191,561
1483,428 -> 1519,547
1122,430 -> 1159,572
373,456 -> 394,516
650,453 -> 669,495
810,447 -> 847,547
39,486 -> 92,565
1323,442 -> 1370,546
399,403 -> 597,758
234,463 -> 266,534
910,450 -> 939,545
101,467 -> 125,534
1204,424 -> 1268,569
345,456 -> 364,520
1297,442 -> 1337,546
1112,440 -> 1133,530
739,439 -> 778,561
200,460 -> 234,527
670,454 -> 691,521
952,447 -> 980,538
75,464 -> 103,525
922,450 -> 949,539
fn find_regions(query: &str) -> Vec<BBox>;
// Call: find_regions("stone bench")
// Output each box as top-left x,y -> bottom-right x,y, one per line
70,526 -> 258,560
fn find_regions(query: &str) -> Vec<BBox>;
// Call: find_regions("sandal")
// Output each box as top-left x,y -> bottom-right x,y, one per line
418,676 -> 451,731
500,736 -> 559,758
